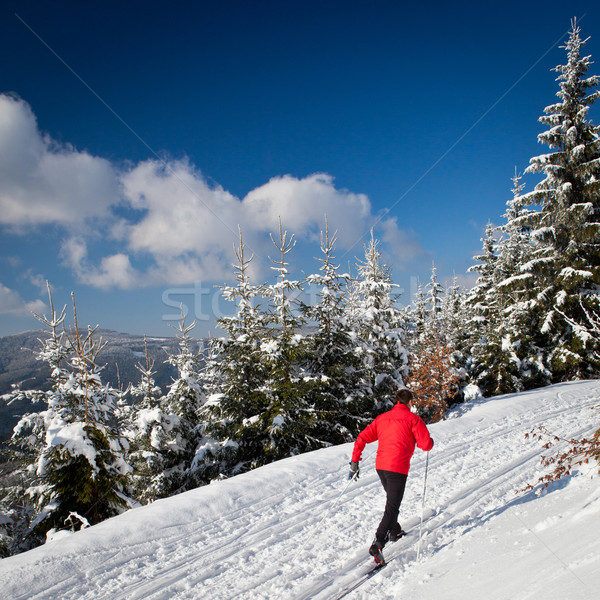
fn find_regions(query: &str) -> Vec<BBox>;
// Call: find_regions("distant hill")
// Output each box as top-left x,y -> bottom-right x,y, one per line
0,329 -> 203,441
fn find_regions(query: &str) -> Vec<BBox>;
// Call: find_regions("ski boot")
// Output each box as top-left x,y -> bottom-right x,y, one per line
368,538 -> 386,566
389,524 -> 406,542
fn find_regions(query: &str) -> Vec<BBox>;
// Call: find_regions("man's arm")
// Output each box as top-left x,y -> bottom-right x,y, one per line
351,420 -> 378,463
413,415 -> 434,452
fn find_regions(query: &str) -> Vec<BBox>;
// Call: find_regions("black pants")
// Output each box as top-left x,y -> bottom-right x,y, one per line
375,469 -> 407,543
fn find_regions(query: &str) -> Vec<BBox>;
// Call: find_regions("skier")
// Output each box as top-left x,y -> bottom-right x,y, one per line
348,388 -> 433,564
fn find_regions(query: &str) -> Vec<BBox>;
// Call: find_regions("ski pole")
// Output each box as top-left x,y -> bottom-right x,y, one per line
296,474 -> 355,556
297,449 -> 375,556
417,451 -> 430,561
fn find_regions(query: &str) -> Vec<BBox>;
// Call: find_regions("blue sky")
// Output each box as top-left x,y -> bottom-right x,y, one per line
1,0 -> 599,337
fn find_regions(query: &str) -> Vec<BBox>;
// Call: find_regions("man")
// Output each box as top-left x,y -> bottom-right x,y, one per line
349,388 -> 433,564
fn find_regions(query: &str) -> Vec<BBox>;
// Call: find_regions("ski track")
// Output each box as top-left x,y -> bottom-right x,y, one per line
1,381 -> 598,600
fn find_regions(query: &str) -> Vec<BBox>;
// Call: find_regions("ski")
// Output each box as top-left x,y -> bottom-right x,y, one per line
332,531 -> 407,600
332,562 -> 387,600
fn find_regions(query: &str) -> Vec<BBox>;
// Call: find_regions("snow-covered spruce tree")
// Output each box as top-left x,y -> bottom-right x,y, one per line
441,275 -> 468,357
199,227 -> 271,477
490,170 -> 550,393
121,335 -> 173,503
464,177 -> 535,396
0,446 -> 30,557
6,286 -> 133,547
440,275 -> 473,396
415,264 -> 458,351
351,231 -> 409,413
1,289 -> 73,554
302,220 -> 369,442
157,310 -> 207,494
343,263 -> 363,329
516,20 -> 600,380
463,223 -> 504,391
257,219 -> 327,462
497,170 -> 534,287
464,209 -> 542,396
411,280 -> 428,344
1,380 -> 50,555
207,221 -> 329,474
424,263 -> 444,343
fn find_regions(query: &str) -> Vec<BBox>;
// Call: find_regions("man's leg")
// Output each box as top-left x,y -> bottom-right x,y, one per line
375,470 -> 407,544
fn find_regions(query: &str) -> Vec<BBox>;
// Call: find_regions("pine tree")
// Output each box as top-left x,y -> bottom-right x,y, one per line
6,285 -> 133,547
464,213 -> 541,395
441,274 -> 467,355
257,218 -> 323,461
158,310 -> 207,493
203,221 -> 325,475
517,19 -> 600,380
122,335 -> 171,503
425,263 -> 444,343
352,231 -> 409,412
302,219 -> 368,442
201,227 -> 271,476
411,281 -> 428,344
493,170 -> 549,392
497,170 -> 534,288
464,223 -> 500,386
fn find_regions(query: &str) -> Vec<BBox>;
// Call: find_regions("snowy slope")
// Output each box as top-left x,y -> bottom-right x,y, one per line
1,381 -> 599,600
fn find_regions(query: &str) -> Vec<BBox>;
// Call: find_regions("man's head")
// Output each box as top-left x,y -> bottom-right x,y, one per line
395,388 -> 413,406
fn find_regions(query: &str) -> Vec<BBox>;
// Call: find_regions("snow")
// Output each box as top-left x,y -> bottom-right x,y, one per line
260,339 -> 279,355
1,381 -> 599,600
497,272 -> 533,288
462,383 -> 482,402
43,420 -> 99,473
560,267 -> 593,280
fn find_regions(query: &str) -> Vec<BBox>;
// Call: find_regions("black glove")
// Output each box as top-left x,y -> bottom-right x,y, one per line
348,461 -> 360,480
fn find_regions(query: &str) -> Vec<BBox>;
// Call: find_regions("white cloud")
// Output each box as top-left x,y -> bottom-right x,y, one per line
60,237 -> 141,290
1,96 -> 426,290
242,173 -> 372,249
0,282 -> 46,316
118,162 -> 392,285
20,269 -> 49,296
75,163 -> 427,287
380,217 -> 425,269
121,159 -> 240,259
0,94 -> 118,229
443,271 -> 478,292
118,159 -> 244,283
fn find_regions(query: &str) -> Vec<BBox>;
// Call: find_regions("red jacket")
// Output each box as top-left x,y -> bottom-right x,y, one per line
351,403 -> 433,474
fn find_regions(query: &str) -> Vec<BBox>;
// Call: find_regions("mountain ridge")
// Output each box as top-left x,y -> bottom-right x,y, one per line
0,329 -> 202,441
